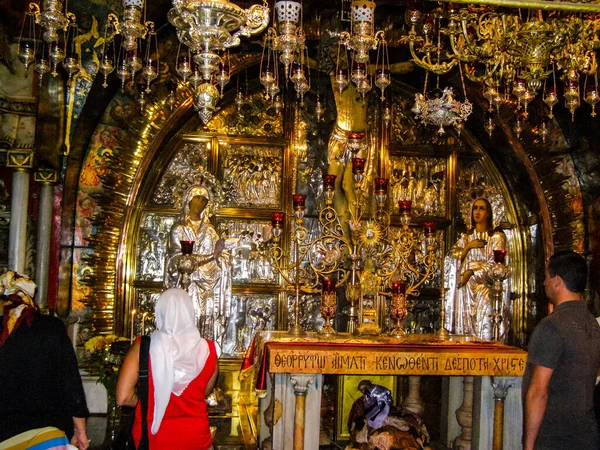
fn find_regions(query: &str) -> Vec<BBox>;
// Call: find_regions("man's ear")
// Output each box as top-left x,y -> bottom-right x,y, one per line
553,274 -> 566,291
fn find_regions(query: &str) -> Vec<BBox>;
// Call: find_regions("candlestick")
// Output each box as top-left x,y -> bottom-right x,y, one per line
130,309 -> 137,342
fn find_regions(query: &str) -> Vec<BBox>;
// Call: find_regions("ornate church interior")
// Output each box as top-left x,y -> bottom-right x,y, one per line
1,0 -> 600,448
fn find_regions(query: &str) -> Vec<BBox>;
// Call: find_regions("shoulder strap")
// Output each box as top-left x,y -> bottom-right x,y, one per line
138,336 -> 151,450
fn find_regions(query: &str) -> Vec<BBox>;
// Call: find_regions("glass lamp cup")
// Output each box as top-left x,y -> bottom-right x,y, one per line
323,174 -> 336,201
493,249 -> 507,264
399,200 -> 412,226
423,221 -> 437,236
180,240 -> 194,255
375,178 -> 388,203
391,281 -> 406,295
271,212 -> 285,238
292,194 -> 306,220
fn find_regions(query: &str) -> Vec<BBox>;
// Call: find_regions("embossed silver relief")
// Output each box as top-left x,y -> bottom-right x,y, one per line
217,219 -> 276,284
136,289 -> 161,336
389,157 -> 446,217
287,293 -> 324,332
136,213 -> 176,281
153,142 -> 210,205
220,143 -> 282,208
225,294 -> 277,355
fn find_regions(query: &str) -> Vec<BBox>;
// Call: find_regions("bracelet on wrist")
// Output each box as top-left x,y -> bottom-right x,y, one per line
74,428 -> 86,432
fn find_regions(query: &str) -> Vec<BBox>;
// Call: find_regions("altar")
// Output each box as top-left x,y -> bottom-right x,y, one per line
245,331 -> 526,450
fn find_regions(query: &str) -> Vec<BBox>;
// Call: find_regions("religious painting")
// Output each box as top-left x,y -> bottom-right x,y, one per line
218,142 -> 283,209
202,92 -> 283,137
135,213 -> 177,282
336,375 -> 398,440
216,218 -> 277,285
389,156 -> 447,218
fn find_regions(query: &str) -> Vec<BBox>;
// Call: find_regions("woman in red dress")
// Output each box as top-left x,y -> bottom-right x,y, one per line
117,288 -> 218,449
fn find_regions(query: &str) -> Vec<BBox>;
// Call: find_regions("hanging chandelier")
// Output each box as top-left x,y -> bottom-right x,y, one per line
334,0 -> 390,101
168,0 -> 270,123
402,0 -> 600,136
19,0 -> 80,85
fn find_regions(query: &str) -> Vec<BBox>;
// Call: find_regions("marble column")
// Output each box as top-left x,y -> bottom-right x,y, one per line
290,374 -> 314,450
259,373 -> 322,450
454,376 -> 474,450
491,378 -> 514,450
6,149 -> 34,275
34,169 -> 57,310
402,376 -> 425,417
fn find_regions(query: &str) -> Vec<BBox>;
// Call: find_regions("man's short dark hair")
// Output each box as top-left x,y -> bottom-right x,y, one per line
548,251 -> 588,293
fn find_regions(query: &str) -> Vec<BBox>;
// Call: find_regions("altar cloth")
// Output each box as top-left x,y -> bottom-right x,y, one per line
241,331 -> 527,390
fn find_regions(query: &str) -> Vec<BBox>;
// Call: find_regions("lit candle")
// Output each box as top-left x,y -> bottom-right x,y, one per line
323,174 -> 336,190
271,211 -> 285,226
130,309 -> 137,342
292,194 -> 306,208
352,157 -> 366,174
375,178 -> 388,193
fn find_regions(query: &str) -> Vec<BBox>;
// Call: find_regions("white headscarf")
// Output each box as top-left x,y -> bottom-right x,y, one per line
149,288 -> 210,434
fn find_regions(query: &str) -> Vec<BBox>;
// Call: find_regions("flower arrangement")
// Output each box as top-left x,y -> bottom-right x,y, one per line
84,335 -> 130,394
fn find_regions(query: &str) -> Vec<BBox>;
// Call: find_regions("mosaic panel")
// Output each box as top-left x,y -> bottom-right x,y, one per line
219,143 -> 283,209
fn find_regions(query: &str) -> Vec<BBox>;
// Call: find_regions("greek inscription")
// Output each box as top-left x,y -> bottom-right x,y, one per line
273,353 -> 326,370
330,355 -> 367,370
375,355 -> 439,372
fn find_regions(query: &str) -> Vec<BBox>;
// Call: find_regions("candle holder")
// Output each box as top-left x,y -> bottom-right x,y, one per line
320,278 -> 337,336
266,175 -> 439,338
180,240 -> 194,255
389,282 -> 407,337
489,250 -> 510,341
398,200 -> 412,227
435,286 -> 450,340
177,240 -> 196,291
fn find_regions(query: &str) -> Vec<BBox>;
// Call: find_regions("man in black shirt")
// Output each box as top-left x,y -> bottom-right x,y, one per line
523,251 -> 600,450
